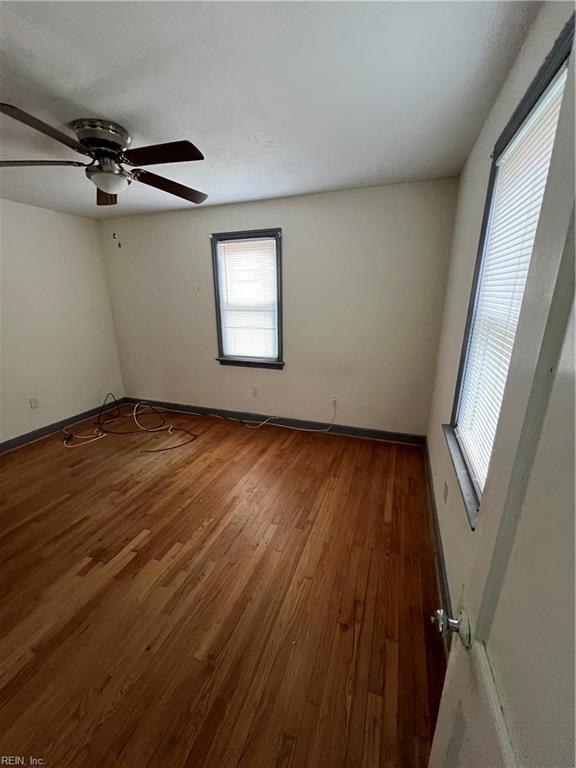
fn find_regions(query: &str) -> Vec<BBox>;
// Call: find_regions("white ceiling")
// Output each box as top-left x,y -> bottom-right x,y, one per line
0,1 -> 539,219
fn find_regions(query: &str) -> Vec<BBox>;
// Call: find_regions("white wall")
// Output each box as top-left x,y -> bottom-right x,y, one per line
488,305 -> 574,768
426,2 -> 574,601
99,180 -> 457,435
0,199 -> 124,442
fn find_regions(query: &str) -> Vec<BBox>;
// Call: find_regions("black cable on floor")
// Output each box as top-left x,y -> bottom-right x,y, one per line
63,393 -> 198,453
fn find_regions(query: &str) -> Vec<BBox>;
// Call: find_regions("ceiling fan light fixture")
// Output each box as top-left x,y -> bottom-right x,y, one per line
88,170 -> 130,195
86,157 -> 131,195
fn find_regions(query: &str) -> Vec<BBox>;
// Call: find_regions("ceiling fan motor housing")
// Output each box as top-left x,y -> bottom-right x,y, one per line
71,118 -> 132,153
72,119 -> 133,195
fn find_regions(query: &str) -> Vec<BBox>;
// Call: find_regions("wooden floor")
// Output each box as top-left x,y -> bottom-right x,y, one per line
0,411 -> 445,767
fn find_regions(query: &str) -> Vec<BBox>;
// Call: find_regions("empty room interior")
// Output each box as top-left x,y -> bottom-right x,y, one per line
0,2 -> 574,767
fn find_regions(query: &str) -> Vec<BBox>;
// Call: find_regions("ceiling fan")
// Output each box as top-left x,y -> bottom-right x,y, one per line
0,103 -> 207,206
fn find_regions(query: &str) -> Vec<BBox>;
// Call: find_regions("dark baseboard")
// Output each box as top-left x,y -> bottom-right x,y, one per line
0,394 -> 425,453
124,397 -> 425,446
424,438 -> 453,656
0,398 -> 128,455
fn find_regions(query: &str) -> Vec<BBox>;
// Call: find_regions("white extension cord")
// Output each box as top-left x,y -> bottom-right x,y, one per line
151,400 -> 338,434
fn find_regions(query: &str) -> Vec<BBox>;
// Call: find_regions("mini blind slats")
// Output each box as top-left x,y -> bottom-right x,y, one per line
456,66 -> 567,493
216,237 -> 279,360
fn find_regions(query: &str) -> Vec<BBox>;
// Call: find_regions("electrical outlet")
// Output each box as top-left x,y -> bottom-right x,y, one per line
443,481 -> 449,503
251,386 -> 259,398
331,395 -> 338,407
29,397 -> 39,410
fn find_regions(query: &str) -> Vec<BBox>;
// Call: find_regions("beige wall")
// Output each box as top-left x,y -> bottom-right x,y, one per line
99,180 -> 458,435
426,2 -> 573,602
0,199 -> 124,442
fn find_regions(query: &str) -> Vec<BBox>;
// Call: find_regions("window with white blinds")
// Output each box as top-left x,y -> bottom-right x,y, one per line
212,231 -> 282,365
455,65 -> 567,495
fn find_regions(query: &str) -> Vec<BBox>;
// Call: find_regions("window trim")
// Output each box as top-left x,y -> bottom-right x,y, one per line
211,227 -> 284,370
445,13 -> 574,531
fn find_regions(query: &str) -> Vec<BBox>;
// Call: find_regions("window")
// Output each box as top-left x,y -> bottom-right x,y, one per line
211,228 -> 283,369
446,35 -> 570,527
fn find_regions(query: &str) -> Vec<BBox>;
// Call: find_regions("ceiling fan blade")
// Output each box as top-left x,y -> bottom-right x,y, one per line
97,189 -> 117,206
0,160 -> 87,167
122,140 -> 204,166
0,103 -> 90,156
131,169 -> 207,204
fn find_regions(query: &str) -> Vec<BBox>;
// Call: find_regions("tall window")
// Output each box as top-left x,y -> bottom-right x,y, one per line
211,229 -> 283,369
451,62 -> 568,507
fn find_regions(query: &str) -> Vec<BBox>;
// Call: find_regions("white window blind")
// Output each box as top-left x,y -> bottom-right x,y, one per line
456,65 -> 567,494
215,236 -> 279,360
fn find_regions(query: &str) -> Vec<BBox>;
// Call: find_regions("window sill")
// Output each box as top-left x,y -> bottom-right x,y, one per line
216,357 -> 285,370
442,424 -> 480,531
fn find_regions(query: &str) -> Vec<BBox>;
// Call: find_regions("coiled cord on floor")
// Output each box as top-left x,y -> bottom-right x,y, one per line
63,393 -> 198,453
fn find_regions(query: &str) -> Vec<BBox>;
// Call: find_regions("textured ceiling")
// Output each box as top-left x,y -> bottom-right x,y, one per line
0,1 -> 539,219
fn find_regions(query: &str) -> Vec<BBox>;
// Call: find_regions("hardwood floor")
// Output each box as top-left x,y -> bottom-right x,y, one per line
0,410 -> 446,767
